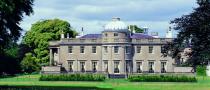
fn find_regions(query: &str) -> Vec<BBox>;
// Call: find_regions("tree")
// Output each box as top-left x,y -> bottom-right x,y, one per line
0,0 -> 34,54
163,0 -> 210,71
0,42 -> 21,75
22,19 -> 77,72
21,53 -> 39,73
129,25 -> 144,33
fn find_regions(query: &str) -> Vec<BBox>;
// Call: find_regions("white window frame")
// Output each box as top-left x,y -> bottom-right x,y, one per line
68,46 -> 73,54
114,46 -> 119,54
80,46 -> 85,54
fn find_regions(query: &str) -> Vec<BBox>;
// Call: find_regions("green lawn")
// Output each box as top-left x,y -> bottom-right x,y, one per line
0,74 -> 209,90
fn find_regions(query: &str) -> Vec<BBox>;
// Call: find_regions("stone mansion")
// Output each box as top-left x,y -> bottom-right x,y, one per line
42,17 -> 193,74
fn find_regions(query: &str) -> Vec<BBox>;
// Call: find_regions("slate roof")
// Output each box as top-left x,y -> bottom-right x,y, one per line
80,34 -> 102,38
130,33 -> 154,39
80,33 -> 154,39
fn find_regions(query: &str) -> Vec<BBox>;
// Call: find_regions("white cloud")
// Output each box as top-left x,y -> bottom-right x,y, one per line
20,0 -> 197,37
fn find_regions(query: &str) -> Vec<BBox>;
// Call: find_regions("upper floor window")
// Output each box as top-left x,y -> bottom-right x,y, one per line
125,33 -> 128,37
161,46 -> 165,53
125,46 -> 129,54
92,46 -> 97,53
104,46 -> 108,53
68,46 -> 73,53
104,33 -> 108,37
149,46 -> 153,53
137,46 -> 141,53
80,46 -> 85,53
114,46 -> 119,53
114,33 -> 118,36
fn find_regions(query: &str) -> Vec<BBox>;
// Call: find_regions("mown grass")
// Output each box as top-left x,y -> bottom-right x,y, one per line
0,74 -> 209,90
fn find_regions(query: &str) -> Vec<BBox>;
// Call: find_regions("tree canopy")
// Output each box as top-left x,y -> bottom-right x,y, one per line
164,0 -> 210,70
129,25 -> 144,33
21,19 -> 77,72
0,0 -> 34,54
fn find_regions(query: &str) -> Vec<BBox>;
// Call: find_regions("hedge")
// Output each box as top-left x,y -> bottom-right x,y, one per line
128,75 -> 197,82
39,74 -> 106,81
196,66 -> 206,76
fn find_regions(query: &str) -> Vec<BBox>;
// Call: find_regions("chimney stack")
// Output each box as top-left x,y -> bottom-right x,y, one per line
143,27 -> 149,35
67,33 -> 69,38
166,26 -> 173,38
61,30 -> 64,39
81,27 -> 84,36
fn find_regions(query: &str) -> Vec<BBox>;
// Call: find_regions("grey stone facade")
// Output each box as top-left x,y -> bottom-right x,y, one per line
44,18 -> 192,74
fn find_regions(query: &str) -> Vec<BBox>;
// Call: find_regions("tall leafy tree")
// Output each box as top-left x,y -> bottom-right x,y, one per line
129,25 -> 144,33
0,0 -> 34,54
22,19 -> 77,72
163,0 -> 210,71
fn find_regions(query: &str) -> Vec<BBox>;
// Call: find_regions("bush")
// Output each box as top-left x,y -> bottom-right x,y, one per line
196,66 -> 206,76
39,74 -> 106,81
21,53 -> 40,73
128,75 -> 197,82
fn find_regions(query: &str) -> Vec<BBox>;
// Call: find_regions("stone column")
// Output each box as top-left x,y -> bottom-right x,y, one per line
57,47 -> 60,64
50,49 -> 53,66
120,46 -> 125,74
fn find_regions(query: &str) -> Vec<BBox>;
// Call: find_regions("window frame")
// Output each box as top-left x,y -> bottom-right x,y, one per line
136,62 -> 142,73
148,61 -> 154,73
114,33 -> 118,37
149,46 -> 153,53
68,61 -> 74,72
114,46 -> 119,53
136,46 -> 141,53
160,61 -> 167,73
68,46 -> 73,53
80,61 -> 85,72
125,46 -> 130,54
114,61 -> 120,73
92,61 -> 97,73
80,46 -> 85,53
104,46 -> 108,53
92,46 -> 97,53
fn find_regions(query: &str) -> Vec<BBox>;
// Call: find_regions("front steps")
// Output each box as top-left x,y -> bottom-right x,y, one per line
108,74 -> 127,78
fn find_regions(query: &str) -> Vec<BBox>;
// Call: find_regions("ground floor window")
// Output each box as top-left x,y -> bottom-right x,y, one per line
161,62 -> 166,73
114,61 -> 120,73
92,61 -> 97,73
148,62 -> 154,73
80,62 -> 85,72
136,62 -> 142,73
126,61 -> 131,73
104,61 -> 108,73
68,61 -> 73,72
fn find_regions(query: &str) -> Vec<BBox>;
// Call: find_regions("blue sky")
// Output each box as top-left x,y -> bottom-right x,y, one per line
20,0 -> 197,37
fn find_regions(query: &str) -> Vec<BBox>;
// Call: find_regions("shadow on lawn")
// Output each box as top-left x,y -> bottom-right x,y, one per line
0,86 -> 113,90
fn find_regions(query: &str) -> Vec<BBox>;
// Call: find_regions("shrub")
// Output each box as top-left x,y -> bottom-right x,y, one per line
128,75 -> 197,82
196,66 -> 206,76
39,74 -> 106,81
